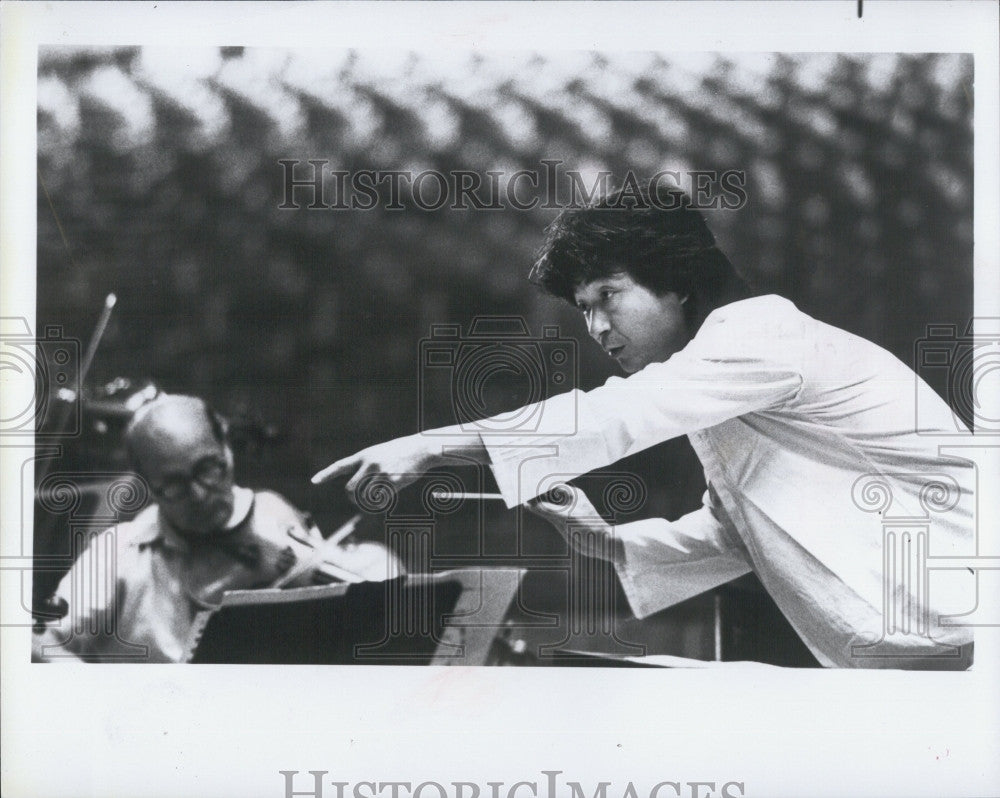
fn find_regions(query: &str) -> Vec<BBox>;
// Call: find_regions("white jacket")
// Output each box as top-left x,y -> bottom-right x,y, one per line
483,295 -> 976,668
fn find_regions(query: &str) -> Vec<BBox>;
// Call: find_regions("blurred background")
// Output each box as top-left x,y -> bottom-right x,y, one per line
34,47 -> 973,664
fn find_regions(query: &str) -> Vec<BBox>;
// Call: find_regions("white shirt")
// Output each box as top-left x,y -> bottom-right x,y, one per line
483,295 -> 976,668
35,488 -> 395,662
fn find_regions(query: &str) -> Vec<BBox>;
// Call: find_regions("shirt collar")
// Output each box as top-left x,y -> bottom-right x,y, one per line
138,486 -> 256,552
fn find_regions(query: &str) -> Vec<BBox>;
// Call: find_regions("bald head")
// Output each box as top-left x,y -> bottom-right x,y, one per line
126,396 -> 224,465
126,395 -> 235,535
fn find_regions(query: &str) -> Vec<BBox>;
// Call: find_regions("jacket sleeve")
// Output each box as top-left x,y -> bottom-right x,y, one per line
613,489 -> 753,618
483,308 -> 804,507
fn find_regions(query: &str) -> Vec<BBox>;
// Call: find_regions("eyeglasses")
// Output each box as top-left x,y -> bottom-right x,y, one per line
151,456 -> 229,501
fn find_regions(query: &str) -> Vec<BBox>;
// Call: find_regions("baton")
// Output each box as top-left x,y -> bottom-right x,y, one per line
430,491 -> 506,501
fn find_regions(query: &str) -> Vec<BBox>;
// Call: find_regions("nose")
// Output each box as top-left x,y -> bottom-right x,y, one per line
586,307 -> 611,342
188,480 -> 211,502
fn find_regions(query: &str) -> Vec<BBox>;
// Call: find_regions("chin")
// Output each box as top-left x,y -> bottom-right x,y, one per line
212,504 -> 235,528
179,505 -> 233,536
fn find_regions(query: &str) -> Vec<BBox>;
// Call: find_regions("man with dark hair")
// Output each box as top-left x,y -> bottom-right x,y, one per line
530,183 -> 750,339
35,394 -> 399,662
314,183 -> 975,670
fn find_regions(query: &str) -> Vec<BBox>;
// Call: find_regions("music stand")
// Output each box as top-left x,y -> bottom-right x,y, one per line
185,568 -> 525,665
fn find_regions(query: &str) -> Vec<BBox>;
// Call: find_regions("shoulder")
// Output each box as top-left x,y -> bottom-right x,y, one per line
62,504 -> 161,570
110,504 -> 161,548
685,295 -> 814,357
250,489 -> 314,531
700,294 -> 809,334
252,489 -> 305,518
248,489 -> 319,546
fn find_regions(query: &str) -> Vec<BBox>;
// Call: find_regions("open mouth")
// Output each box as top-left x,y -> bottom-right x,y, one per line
606,345 -> 625,358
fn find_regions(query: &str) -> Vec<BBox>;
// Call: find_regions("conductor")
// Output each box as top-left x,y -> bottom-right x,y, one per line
313,182 -> 976,670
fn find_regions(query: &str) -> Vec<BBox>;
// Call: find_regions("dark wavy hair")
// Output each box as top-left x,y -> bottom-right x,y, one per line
529,180 -> 752,333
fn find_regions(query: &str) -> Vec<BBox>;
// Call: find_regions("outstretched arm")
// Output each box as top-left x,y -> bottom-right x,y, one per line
311,426 -> 491,497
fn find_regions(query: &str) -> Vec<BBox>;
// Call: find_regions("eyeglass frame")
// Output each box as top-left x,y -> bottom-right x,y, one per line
149,455 -> 230,501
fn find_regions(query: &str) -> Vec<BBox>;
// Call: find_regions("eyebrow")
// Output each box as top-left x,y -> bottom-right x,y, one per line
576,284 -> 618,305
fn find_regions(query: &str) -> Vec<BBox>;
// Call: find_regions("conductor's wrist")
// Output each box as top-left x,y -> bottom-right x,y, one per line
564,521 -> 622,565
418,429 -> 490,466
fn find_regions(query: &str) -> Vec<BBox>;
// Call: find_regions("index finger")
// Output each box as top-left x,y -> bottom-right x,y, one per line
311,455 -> 362,485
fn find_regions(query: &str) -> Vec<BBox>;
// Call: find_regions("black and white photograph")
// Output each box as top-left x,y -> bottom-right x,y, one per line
2,2 -> 999,797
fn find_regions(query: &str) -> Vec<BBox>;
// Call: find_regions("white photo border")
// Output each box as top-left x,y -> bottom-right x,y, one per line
2,3 -> 998,798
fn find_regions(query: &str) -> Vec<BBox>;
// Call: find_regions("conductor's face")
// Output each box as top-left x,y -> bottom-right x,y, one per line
573,273 -> 691,373
129,398 -> 236,536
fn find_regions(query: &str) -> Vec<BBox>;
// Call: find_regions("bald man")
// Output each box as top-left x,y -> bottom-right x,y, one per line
34,394 -> 400,663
